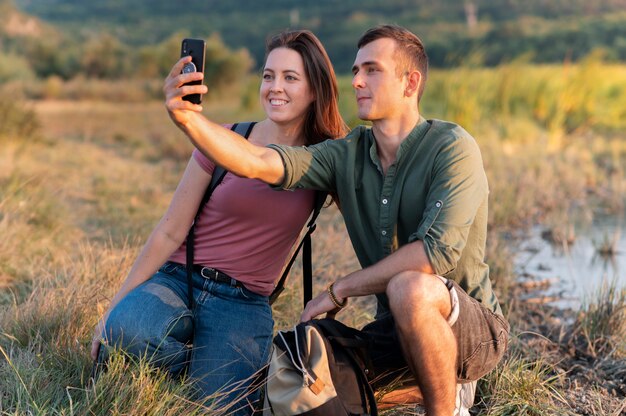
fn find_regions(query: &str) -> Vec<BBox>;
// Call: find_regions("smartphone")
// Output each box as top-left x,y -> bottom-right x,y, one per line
180,38 -> 206,104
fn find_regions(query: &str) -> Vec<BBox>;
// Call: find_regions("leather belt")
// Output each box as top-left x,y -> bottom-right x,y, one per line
193,265 -> 243,288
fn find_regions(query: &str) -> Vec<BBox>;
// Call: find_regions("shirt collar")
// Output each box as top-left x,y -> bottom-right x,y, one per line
367,116 -> 430,170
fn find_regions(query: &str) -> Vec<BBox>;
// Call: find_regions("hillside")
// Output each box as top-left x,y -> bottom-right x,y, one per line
0,0 -> 55,39
12,0 -> 626,71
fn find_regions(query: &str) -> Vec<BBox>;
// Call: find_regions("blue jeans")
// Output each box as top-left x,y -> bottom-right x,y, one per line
104,262 -> 274,414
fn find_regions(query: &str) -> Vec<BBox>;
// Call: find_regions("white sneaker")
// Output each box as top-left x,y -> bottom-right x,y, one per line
454,380 -> 476,416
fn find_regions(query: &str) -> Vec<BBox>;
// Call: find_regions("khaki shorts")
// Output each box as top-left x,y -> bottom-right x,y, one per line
362,278 -> 509,387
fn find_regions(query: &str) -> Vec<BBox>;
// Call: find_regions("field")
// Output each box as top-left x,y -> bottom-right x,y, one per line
0,61 -> 625,415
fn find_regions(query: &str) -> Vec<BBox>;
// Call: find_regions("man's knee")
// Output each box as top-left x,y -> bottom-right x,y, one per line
386,271 -> 451,322
387,271 -> 450,313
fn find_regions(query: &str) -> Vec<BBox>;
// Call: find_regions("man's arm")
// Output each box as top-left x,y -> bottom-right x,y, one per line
164,56 -> 285,185
300,240 -> 434,321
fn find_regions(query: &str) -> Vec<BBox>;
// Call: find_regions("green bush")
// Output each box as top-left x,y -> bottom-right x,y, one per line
0,94 -> 40,141
0,52 -> 35,83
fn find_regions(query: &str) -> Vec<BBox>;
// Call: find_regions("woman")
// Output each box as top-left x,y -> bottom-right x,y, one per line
91,30 -> 347,414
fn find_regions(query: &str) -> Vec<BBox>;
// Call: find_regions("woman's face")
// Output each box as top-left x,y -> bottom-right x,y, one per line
260,47 -> 315,126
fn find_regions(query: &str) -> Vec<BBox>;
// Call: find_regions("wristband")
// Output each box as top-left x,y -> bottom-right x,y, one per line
327,282 -> 347,309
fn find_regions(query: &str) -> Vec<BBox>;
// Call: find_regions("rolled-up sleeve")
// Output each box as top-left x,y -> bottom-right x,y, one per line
409,135 -> 488,276
267,141 -> 337,191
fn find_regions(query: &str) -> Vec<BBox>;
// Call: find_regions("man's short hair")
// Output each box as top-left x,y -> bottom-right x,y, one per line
357,25 -> 429,102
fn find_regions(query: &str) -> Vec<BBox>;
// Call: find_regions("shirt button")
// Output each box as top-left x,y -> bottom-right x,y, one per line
435,201 -> 442,208
382,198 -> 388,204
381,230 -> 387,236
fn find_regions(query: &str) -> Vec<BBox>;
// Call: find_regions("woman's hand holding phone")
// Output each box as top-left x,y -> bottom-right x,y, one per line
164,55 -> 208,127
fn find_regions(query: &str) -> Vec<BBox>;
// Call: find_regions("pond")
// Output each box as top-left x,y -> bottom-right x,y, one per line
515,213 -> 626,309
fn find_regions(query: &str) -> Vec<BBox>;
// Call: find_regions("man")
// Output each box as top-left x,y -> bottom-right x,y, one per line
164,25 -> 509,416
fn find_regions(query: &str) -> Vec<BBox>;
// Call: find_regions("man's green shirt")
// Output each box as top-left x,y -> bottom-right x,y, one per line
269,118 -> 502,317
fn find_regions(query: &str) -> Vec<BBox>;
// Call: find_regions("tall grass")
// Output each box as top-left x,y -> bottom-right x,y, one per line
479,355 -> 572,416
421,52 -> 626,138
575,280 -> 626,359
476,279 -> 626,415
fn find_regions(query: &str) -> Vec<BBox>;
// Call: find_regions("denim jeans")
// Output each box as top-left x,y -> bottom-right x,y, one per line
104,262 -> 274,415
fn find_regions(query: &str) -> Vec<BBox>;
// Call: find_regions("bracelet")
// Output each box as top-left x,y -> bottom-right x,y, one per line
327,282 -> 347,309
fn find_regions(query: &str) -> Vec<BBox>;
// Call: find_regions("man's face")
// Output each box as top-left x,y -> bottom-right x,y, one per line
351,38 -> 407,122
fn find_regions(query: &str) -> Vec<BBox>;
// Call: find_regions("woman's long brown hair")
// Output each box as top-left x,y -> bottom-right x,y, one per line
266,30 -> 349,145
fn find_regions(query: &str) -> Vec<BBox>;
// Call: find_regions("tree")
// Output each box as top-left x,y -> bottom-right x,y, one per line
80,33 -> 131,78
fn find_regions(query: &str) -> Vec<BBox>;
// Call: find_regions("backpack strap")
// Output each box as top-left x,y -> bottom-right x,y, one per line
185,122 -> 255,311
269,190 -> 326,307
314,319 -> 378,416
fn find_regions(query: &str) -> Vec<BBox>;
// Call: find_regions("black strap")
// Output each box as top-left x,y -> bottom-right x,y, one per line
269,190 -> 326,307
185,120 -> 323,311
186,122 -> 254,310
348,350 -> 378,416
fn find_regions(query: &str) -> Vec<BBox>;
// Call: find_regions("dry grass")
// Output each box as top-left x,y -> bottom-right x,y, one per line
486,279 -> 626,416
1,61 -> 625,414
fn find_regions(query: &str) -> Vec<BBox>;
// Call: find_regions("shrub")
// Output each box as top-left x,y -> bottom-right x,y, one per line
0,94 -> 40,141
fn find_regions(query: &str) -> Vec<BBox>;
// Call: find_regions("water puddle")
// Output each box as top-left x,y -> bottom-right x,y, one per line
515,214 -> 625,309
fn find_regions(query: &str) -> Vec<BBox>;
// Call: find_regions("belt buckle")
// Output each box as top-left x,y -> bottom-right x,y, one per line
200,267 -> 218,281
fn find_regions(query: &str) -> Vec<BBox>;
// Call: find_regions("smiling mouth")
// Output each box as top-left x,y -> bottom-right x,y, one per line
270,99 -> 288,106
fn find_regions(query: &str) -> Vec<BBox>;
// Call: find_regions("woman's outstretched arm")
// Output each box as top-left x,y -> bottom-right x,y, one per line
164,56 -> 285,185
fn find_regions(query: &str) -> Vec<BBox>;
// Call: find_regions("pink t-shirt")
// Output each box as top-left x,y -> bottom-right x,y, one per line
168,148 -> 315,296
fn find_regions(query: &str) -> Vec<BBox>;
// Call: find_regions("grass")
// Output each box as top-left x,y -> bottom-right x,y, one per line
572,279 -> 626,362
1,61 -> 625,414
593,230 -> 621,257
478,354 -> 572,416
494,274 -> 626,415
